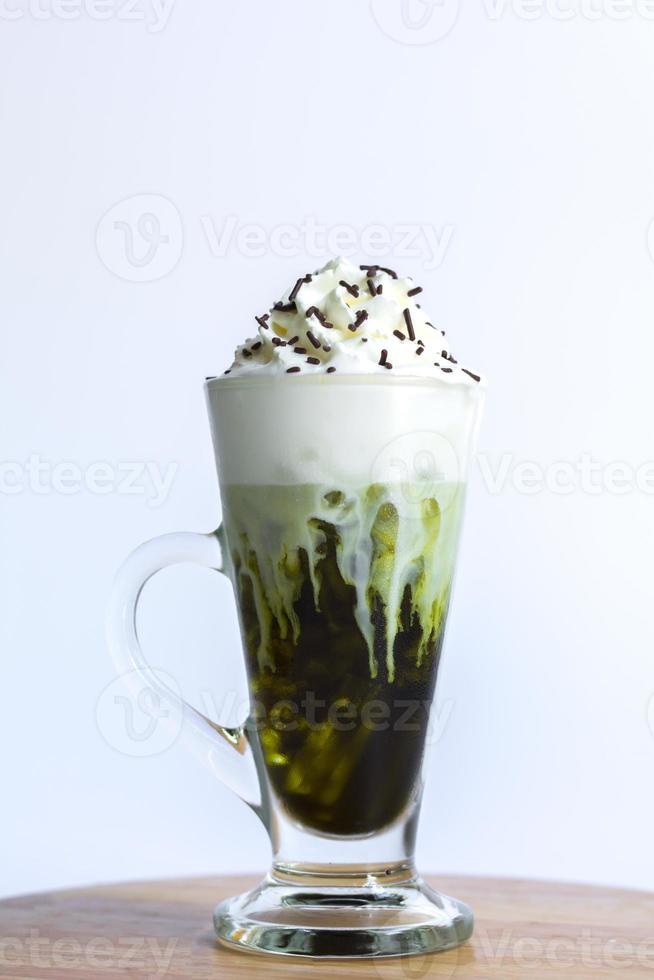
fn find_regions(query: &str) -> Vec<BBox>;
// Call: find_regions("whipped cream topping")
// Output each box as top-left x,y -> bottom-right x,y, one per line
223,257 -> 483,384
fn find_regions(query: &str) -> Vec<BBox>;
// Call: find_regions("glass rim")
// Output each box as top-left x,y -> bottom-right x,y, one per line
204,373 -> 486,393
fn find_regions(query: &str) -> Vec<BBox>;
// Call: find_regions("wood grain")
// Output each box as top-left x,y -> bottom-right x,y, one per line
1,875 -> 653,978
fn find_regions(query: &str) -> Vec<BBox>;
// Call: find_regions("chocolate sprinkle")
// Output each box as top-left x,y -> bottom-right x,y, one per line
327,366 -> 336,373
255,314 -> 270,330
442,367 -> 453,373
294,347 -> 307,355
415,346 -> 424,355
379,349 -> 388,366
286,366 -> 301,373
306,331 -> 321,349
289,275 -> 311,302
379,266 -> 398,279
222,370 -> 230,375
349,309 -> 369,332
384,362 -> 393,370
251,341 -> 262,350
339,280 -> 359,298
407,286 -> 423,297
360,264 -> 379,274
377,284 -> 383,294
271,337 -> 286,347
462,368 -> 481,383
393,330 -> 406,341
306,307 -> 334,329
367,278 -> 377,297
274,301 -> 297,313
288,336 -> 299,345
403,308 -> 415,341
307,356 -> 320,365
323,345 -> 331,352
242,349 -> 252,358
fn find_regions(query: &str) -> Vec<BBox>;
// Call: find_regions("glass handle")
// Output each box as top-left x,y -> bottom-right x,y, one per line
106,529 -> 263,815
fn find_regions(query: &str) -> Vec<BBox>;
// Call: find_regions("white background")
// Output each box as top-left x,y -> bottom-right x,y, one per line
2,0 -> 654,901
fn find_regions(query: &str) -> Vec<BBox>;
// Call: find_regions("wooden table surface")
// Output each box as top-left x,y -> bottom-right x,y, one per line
1,875 -> 653,978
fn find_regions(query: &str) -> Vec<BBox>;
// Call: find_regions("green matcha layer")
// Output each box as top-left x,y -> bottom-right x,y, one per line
222,482 -> 465,837
223,482 -> 464,683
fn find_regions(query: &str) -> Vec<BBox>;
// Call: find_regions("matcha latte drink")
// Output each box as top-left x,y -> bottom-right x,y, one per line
109,257 -> 485,959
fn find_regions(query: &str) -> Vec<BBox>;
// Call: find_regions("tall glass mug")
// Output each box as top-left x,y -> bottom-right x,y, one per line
108,374 -> 484,959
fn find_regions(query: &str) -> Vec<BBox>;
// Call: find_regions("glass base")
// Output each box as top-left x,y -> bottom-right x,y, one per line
214,866 -> 474,959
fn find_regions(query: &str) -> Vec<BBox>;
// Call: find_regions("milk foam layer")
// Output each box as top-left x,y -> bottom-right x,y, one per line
206,376 -> 483,487
224,257 -> 483,385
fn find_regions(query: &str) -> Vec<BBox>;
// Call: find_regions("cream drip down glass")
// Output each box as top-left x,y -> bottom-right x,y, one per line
108,259 -> 485,959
